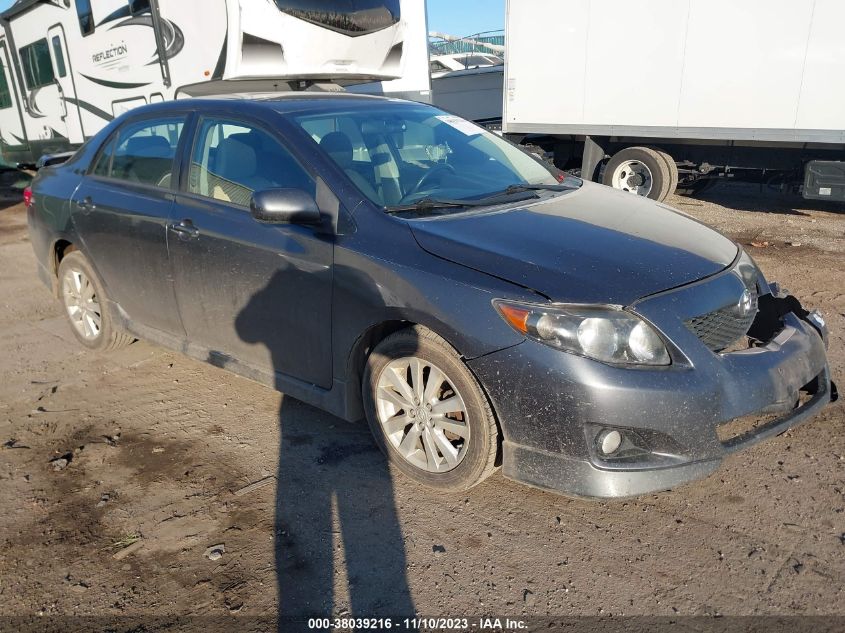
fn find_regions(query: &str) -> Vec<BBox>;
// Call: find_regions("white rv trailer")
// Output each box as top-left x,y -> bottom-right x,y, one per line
0,0 -> 430,166
503,0 -> 845,202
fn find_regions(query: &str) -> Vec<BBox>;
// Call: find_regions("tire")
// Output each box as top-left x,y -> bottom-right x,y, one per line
602,146 -> 673,201
652,148 -> 678,198
57,251 -> 134,351
362,325 -> 499,491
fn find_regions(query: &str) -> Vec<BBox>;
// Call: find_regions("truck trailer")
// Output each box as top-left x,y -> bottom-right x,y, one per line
503,0 -> 845,202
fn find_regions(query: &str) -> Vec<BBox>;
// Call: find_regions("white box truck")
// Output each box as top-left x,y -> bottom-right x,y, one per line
503,0 -> 845,202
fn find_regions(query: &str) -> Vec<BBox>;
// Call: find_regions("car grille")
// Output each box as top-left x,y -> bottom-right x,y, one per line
684,286 -> 759,353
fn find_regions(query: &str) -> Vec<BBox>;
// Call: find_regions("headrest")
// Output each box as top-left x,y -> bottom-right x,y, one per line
217,137 -> 257,181
319,131 -> 354,166
125,135 -> 171,158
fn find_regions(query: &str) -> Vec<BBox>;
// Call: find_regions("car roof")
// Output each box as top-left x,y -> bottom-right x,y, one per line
131,91 -> 430,119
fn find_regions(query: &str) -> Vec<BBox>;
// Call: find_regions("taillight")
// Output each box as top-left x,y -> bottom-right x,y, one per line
23,187 -> 33,209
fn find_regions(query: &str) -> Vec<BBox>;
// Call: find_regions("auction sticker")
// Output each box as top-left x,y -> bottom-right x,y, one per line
436,115 -> 482,136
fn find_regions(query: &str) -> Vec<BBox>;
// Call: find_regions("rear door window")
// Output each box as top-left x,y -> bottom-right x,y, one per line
92,116 -> 185,188
91,136 -> 117,177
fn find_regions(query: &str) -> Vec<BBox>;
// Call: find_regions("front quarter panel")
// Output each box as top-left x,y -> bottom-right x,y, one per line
332,206 -> 539,417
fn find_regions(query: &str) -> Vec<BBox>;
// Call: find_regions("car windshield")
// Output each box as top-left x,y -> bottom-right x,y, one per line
293,103 -> 561,211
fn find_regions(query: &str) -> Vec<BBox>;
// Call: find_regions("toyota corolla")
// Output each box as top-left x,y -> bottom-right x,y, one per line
26,94 -> 835,498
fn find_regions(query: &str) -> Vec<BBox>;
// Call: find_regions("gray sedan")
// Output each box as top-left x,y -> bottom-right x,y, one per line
26,93 -> 835,498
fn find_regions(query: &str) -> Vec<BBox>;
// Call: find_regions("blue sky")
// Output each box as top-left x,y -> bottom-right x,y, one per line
0,1 -> 506,36
427,0 -> 505,36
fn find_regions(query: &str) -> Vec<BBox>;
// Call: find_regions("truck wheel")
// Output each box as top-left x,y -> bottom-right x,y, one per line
363,326 -> 500,491
653,148 -> 678,197
602,147 -> 673,201
58,251 -> 134,351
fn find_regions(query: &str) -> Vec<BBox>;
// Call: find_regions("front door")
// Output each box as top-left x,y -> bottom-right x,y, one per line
168,115 -> 334,388
46,25 -> 85,144
71,114 -> 188,336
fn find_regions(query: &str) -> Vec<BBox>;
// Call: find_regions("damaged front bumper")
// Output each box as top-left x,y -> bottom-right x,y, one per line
467,275 -> 834,499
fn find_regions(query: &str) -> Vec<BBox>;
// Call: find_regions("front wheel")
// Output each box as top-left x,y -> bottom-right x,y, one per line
58,251 -> 134,351
362,326 -> 500,491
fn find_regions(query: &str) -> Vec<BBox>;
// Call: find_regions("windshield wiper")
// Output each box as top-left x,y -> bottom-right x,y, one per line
466,183 -> 577,206
385,197 -> 483,215
488,183 -> 577,197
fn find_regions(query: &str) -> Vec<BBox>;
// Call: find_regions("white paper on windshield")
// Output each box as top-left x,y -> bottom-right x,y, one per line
435,115 -> 482,136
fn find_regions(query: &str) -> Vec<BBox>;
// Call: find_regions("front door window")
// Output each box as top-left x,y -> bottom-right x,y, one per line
188,118 -> 314,207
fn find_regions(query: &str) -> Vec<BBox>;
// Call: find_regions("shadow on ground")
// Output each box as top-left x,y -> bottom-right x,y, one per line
679,181 -> 845,216
235,269 -> 417,628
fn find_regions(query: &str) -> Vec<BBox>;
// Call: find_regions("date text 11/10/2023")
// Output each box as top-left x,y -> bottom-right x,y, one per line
306,617 -> 529,630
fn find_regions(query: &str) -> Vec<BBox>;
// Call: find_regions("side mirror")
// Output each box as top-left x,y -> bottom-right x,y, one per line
250,188 -> 322,225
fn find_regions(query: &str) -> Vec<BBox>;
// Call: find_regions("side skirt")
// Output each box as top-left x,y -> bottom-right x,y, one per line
107,300 -> 362,423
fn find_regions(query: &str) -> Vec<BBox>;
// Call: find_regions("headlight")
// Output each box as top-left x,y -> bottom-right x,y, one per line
735,248 -> 760,291
494,300 -> 670,366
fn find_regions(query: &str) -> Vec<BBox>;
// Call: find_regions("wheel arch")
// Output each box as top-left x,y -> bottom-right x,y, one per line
344,318 -> 503,458
344,313 -> 471,408
49,238 -> 78,297
51,239 -> 77,277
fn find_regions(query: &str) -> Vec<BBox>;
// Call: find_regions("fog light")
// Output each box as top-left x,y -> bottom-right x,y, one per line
597,429 -> 622,455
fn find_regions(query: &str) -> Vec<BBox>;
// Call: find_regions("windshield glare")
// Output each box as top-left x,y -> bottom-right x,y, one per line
294,105 -> 559,209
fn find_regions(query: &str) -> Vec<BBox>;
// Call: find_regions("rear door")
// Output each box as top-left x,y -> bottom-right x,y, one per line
167,114 -> 334,388
71,113 -> 189,336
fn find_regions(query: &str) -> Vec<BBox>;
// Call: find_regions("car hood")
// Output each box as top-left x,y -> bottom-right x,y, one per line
409,181 -> 738,305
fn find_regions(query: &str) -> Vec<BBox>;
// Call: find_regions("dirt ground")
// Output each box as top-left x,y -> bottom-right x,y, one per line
0,183 -> 843,631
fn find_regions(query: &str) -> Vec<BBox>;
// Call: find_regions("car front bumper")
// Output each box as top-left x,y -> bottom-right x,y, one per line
467,284 -> 832,499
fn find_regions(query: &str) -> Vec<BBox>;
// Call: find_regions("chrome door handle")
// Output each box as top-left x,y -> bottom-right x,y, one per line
168,220 -> 200,240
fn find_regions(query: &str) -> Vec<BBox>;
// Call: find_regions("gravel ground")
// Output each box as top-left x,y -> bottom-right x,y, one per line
0,183 -> 843,630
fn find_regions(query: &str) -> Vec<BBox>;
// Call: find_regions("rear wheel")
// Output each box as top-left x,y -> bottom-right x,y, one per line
362,326 -> 499,491
653,148 -> 678,198
58,251 -> 134,351
602,146 -> 673,201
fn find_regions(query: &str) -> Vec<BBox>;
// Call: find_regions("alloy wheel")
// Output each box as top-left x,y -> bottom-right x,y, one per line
62,268 -> 102,341
375,356 -> 470,472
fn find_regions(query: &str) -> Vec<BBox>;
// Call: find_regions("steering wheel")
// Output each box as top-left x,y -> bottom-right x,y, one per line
404,164 -> 457,200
